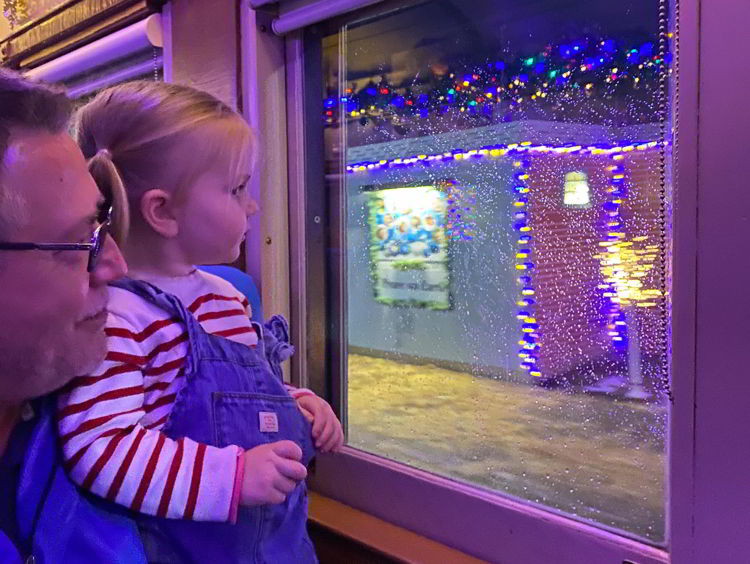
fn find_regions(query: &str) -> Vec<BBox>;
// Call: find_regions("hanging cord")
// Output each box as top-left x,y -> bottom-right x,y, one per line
152,45 -> 160,81
657,0 -> 675,403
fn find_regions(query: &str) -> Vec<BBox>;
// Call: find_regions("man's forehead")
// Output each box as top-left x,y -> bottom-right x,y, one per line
6,128 -> 81,169
4,130 -> 100,236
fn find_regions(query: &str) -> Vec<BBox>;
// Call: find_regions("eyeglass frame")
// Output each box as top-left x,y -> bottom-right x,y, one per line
0,206 -> 113,272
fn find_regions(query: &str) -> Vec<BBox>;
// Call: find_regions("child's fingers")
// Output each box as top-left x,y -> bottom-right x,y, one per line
274,456 -> 308,482
321,421 -> 343,452
326,419 -> 344,452
270,440 -> 303,461
324,422 -> 344,452
266,489 -> 287,505
315,415 -> 335,449
299,406 -> 314,423
311,403 -> 327,437
273,473 -> 299,495
319,416 -> 342,451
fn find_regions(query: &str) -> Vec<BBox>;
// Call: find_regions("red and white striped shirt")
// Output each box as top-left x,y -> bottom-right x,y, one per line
57,269 -> 311,522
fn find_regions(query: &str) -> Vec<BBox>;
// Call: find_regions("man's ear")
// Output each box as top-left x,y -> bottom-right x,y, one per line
140,189 -> 179,238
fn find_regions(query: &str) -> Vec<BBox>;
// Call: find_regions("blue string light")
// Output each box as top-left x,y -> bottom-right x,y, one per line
511,157 -> 542,378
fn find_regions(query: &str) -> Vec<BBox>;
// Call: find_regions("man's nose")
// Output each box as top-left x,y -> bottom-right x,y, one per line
90,233 -> 127,285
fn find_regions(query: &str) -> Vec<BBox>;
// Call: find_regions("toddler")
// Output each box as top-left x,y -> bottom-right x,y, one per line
57,81 -> 343,563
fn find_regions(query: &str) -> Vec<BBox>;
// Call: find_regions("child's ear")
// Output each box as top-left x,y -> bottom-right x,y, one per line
140,189 -> 179,238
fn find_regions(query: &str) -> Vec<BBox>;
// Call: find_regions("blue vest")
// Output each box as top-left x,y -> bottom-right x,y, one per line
112,278 -> 318,564
1,397 -> 147,564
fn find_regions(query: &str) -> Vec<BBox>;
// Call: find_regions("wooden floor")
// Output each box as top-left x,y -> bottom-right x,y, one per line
347,353 -> 666,543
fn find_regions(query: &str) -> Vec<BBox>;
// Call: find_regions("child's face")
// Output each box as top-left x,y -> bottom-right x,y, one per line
173,159 -> 255,266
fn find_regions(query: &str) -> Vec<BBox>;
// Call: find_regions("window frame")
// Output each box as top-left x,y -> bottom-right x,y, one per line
265,0 -> 735,559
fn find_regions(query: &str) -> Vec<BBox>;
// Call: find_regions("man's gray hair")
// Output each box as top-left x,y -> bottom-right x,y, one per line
0,66 -> 72,238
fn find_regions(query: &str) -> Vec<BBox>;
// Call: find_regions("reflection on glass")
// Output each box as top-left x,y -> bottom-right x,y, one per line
323,0 -> 671,543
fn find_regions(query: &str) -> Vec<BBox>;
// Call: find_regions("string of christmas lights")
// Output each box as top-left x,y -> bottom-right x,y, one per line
346,140 -> 662,173
512,158 -> 541,379
326,36 -> 673,127
599,155 -> 630,350
596,155 -> 662,353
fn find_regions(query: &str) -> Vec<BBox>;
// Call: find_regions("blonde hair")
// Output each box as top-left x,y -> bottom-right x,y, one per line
74,81 -> 254,245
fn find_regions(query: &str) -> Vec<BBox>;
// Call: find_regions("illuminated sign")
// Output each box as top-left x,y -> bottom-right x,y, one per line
367,184 -> 452,309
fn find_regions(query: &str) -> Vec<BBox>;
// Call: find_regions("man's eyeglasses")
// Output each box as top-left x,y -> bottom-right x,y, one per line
0,206 -> 112,272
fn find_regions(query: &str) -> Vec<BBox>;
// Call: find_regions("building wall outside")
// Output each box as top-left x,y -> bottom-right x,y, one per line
345,125 -> 664,384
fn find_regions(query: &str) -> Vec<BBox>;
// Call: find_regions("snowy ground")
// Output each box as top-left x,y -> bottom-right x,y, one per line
347,353 -> 666,543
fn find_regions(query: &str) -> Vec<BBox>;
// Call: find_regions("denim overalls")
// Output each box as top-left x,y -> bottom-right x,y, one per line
112,278 -> 318,564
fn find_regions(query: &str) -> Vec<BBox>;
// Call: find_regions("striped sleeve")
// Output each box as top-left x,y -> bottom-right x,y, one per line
187,291 -> 258,348
57,312 -> 240,521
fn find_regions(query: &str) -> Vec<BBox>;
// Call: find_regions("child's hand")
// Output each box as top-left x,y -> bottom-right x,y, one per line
240,441 -> 307,506
296,394 -> 345,453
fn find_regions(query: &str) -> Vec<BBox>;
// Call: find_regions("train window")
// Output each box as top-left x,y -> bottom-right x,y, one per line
314,0 -> 672,547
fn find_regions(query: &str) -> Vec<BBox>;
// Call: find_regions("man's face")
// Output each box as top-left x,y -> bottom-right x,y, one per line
0,130 -> 127,404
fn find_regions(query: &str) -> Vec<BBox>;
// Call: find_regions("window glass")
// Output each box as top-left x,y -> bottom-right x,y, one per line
321,0 -> 672,543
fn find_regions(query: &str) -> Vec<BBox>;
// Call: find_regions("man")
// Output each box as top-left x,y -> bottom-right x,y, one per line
0,67 -> 145,562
